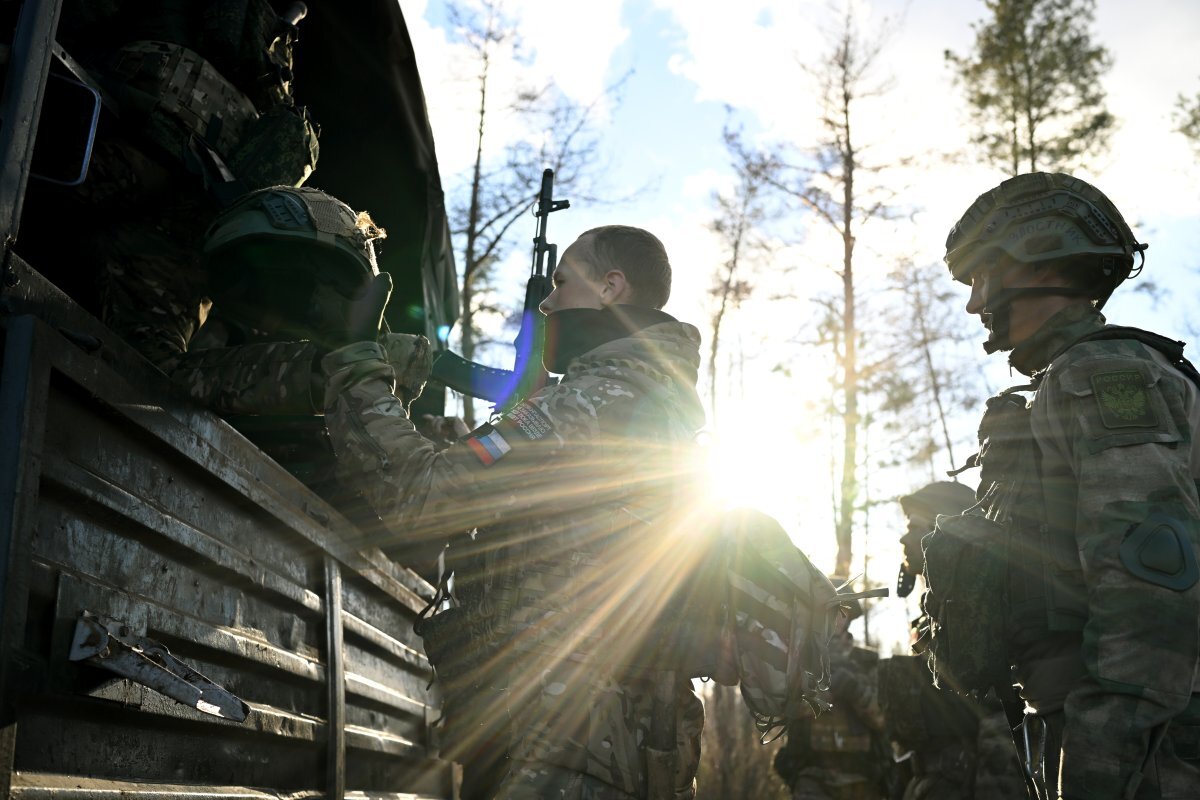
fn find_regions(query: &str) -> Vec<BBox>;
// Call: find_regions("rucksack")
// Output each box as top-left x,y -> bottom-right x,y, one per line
711,508 -> 862,738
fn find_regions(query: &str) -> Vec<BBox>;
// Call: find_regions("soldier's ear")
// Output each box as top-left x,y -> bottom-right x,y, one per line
600,269 -> 631,306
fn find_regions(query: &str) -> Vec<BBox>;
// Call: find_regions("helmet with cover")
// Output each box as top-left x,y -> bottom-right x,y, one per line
898,481 -> 977,522
202,186 -> 385,341
944,172 -> 1146,309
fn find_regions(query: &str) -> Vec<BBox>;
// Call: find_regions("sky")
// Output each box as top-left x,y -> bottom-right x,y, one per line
399,0 -> 1200,652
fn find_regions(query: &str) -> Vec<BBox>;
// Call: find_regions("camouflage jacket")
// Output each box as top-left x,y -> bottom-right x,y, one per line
322,318 -> 708,799
983,304 -> 1200,798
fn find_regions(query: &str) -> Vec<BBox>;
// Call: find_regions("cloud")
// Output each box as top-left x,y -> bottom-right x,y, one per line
401,0 -> 629,179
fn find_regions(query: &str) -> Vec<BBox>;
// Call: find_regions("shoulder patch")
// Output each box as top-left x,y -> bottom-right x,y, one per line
462,402 -> 557,467
504,401 -> 554,441
1090,370 -> 1157,429
465,425 -> 512,466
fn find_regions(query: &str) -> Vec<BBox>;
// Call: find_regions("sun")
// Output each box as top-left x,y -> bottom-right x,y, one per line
700,413 -> 839,570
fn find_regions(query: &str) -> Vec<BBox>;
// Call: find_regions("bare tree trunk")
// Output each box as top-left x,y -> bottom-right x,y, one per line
457,4 -> 495,428
912,279 -> 957,470
709,209 -> 747,424
835,65 -> 858,579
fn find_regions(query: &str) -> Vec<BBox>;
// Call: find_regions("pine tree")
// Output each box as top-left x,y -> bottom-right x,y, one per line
946,0 -> 1114,175
1175,83 -> 1200,153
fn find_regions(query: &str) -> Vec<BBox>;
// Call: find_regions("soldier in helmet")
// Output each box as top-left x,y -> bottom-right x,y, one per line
23,1 -> 322,398
884,481 -> 1026,800
774,587 -> 891,800
178,185 -> 427,416
932,172 -> 1200,799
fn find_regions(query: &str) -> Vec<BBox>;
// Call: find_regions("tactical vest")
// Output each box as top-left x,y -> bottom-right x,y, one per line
925,327 -> 1200,692
988,326 -> 1200,638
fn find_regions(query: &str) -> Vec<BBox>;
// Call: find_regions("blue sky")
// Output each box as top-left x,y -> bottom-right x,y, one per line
402,0 -> 1200,650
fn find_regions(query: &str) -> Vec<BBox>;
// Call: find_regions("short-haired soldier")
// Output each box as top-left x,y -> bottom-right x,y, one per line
319,225 -> 709,800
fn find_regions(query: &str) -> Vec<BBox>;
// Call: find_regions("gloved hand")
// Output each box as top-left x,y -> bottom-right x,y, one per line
342,272 -> 393,346
379,332 -> 433,409
313,272 -> 393,350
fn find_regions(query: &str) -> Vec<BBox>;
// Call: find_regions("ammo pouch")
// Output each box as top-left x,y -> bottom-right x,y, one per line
415,607 -> 485,697
105,42 -> 259,162
922,512 -> 1011,692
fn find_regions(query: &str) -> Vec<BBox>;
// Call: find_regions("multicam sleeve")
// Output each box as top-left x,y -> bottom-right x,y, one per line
1039,347 -> 1200,798
320,344 -> 644,567
165,339 -> 325,415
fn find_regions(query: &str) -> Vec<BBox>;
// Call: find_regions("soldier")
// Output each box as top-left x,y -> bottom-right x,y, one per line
28,1 -> 321,407
887,482 -> 1026,800
188,185 -> 399,416
931,172 -> 1200,799
774,592 -> 890,800
319,225 -> 708,800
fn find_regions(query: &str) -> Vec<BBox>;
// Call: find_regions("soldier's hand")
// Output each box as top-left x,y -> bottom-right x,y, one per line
379,332 -> 433,408
416,414 -> 469,449
338,272 -> 393,347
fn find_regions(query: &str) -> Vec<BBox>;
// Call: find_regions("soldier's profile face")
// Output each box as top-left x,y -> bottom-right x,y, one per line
902,508 -> 934,569
964,251 -> 1056,347
540,235 -> 606,315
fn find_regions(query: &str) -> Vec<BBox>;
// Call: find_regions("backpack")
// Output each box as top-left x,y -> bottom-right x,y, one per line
711,508 -> 847,737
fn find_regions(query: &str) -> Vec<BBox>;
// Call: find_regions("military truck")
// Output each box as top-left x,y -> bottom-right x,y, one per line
0,1 -> 460,797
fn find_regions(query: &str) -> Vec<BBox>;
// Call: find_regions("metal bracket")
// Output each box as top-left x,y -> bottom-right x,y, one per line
68,610 -> 249,723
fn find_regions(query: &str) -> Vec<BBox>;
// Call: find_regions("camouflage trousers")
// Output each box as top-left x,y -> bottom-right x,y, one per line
1022,709 -> 1200,800
80,136 -> 215,368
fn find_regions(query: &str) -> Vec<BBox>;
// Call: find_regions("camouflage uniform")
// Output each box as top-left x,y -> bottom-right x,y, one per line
878,654 -> 978,800
777,635 -> 889,800
930,172 -> 1200,799
980,304 -> 1200,799
321,313 -> 708,800
941,301 -> 1200,798
892,484 -> 1027,800
47,1 -> 322,415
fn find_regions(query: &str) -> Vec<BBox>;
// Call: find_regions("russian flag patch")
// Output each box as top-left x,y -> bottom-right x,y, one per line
466,427 -> 512,466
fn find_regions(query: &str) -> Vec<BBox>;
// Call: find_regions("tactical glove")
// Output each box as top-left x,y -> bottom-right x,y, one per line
311,273 -> 394,407
379,332 -> 433,409
340,272 -> 393,347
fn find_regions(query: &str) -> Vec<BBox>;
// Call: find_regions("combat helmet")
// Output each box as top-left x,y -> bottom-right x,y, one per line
944,172 -> 1147,309
202,186 -> 386,340
896,482 -> 976,597
898,481 -> 977,520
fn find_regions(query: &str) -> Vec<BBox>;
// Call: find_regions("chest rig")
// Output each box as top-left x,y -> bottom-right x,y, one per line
973,379 -> 1089,638
923,379 -> 1085,693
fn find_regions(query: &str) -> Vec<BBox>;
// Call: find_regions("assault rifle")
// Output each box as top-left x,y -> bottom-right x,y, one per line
431,168 -> 570,412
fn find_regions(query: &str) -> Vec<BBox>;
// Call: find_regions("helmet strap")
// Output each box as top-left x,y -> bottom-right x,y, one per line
980,286 -> 1092,354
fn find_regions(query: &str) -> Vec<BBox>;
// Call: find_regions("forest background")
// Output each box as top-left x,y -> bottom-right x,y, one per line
400,0 -> 1200,792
